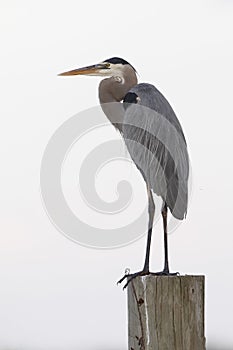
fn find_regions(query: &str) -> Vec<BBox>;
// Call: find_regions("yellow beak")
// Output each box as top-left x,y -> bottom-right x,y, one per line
58,63 -> 108,76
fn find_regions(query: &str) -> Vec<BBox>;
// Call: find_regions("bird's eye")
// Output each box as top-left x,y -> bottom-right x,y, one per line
105,63 -> 111,69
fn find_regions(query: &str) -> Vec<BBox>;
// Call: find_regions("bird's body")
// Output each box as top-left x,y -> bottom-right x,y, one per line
59,57 -> 189,287
123,83 -> 189,220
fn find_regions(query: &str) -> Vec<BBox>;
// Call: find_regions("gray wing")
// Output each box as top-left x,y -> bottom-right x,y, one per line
122,83 -> 189,220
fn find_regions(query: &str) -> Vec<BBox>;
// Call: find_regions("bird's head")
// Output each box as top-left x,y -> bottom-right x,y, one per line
58,57 -> 137,81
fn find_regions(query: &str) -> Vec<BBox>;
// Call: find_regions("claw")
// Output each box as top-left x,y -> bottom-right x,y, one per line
117,268 -> 130,285
117,269 -> 180,289
117,269 -> 150,289
117,274 -> 127,285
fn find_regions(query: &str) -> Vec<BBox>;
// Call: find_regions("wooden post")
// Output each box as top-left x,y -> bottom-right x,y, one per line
127,275 -> 205,350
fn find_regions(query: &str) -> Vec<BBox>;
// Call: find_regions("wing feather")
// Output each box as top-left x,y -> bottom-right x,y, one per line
122,83 -> 189,220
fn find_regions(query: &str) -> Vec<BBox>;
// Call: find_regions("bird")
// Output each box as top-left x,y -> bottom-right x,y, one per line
59,57 -> 189,288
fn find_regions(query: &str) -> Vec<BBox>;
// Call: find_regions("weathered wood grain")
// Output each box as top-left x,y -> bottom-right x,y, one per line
128,275 -> 205,350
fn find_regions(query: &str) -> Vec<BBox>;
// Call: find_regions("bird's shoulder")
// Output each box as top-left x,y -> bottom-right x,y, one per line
126,83 -> 175,117
124,83 -> 186,144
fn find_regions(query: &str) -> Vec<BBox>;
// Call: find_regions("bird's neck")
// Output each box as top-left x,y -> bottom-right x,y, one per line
98,66 -> 137,131
98,68 -> 137,104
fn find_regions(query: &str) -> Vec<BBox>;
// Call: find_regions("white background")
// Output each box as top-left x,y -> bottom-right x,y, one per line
1,1 -> 233,349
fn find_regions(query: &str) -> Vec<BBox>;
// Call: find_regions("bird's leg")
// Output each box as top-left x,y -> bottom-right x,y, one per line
142,187 -> 155,272
162,203 -> 169,273
117,186 -> 155,289
152,203 -> 179,276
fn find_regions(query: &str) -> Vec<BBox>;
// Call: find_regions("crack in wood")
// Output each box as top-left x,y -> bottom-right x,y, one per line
131,281 -> 145,350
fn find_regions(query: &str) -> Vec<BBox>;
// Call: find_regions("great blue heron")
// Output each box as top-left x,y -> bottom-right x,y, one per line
59,57 -> 189,288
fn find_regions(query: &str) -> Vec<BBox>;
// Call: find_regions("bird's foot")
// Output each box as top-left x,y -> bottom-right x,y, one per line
117,268 -> 150,290
117,268 -> 180,289
151,269 -> 180,277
